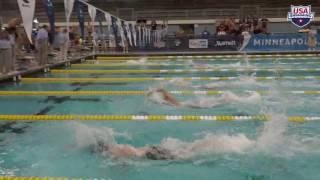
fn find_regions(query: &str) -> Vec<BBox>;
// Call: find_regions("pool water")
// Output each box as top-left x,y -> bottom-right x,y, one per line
1,54 -> 320,180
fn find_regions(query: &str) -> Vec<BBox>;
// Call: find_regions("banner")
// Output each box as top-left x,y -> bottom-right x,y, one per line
130,23 -> 137,47
244,33 -> 320,51
17,0 -> 36,43
125,22 -> 133,46
111,16 -> 119,47
210,35 -> 243,51
75,0 -> 85,38
88,5 -> 96,23
42,0 -> 55,31
64,0 -> 75,27
117,19 -> 125,47
104,12 -> 112,33
97,11 -> 104,36
189,39 -> 208,48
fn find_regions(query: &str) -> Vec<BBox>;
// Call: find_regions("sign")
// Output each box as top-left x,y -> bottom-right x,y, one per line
210,35 -> 243,51
17,0 -> 36,43
288,5 -> 315,28
243,33 -> 320,51
189,39 -> 208,48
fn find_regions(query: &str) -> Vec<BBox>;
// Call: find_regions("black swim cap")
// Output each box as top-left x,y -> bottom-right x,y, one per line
145,146 -> 174,160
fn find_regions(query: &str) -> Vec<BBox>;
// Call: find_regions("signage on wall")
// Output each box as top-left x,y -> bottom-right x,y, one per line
189,39 -> 208,48
288,5 -> 315,28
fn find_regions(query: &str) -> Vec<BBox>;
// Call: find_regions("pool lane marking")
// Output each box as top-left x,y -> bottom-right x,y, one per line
51,68 -> 320,74
0,115 -> 317,122
20,76 -> 320,83
75,61 -> 320,67
96,54 -> 319,60
0,90 -> 320,96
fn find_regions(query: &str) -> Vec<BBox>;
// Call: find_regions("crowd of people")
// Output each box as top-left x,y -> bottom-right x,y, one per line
215,17 -> 269,36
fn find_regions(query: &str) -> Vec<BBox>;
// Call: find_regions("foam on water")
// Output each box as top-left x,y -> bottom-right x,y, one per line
126,57 -> 148,65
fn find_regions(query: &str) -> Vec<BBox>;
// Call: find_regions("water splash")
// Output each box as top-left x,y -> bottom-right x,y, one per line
69,122 -> 130,149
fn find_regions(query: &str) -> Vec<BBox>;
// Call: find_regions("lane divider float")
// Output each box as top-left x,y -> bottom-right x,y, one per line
78,61 -> 320,67
51,68 -> 320,74
0,115 -> 318,122
96,54 -> 319,60
0,90 -> 320,96
20,76 -> 320,83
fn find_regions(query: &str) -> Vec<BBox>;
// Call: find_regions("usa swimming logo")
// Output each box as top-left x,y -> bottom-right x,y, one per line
288,5 -> 315,28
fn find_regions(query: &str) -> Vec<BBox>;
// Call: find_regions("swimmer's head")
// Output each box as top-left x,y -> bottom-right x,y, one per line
145,146 -> 174,160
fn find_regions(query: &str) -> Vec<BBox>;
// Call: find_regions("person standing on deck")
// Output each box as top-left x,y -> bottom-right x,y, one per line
0,30 -> 12,74
58,28 -> 69,61
36,25 -> 49,66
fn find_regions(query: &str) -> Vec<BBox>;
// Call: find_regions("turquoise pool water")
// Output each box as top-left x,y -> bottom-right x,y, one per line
0,55 -> 320,179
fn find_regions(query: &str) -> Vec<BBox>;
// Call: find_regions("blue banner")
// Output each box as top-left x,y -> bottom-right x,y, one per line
111,16 -> 120,47
42,0 -> 55,30
244,33 -> 320,51
75,0 -> 85,39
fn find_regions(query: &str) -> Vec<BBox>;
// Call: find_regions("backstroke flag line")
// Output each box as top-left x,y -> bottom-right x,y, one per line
17,0 -> 36,43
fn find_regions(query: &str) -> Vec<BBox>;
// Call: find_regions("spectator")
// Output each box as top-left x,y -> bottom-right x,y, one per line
201,27 -> 210,38
151,20 -> 157,31
58,28 -> 69,61
0,30 -> 12,74
36,25 -> 49,65
216,23 -> 227,36
308,27 -> 317,51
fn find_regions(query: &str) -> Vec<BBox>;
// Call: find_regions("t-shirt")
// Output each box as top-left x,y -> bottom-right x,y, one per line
0,40 -> 11,49
58,32 -> 69,44
37,28 -> 48,40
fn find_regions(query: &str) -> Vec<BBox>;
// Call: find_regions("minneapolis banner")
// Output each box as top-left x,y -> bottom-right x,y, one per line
243,33 -> 320,51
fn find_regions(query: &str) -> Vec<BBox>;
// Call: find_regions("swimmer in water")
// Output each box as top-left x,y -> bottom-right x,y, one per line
93,142 -> 175,160
146,88 -> 181,107
146,88 -> 261,108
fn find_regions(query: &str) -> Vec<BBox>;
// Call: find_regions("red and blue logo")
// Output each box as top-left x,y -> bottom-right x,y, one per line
287,5 -> 315,28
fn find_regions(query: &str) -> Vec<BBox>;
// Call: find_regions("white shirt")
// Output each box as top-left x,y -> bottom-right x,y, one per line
37,28 -> 48,40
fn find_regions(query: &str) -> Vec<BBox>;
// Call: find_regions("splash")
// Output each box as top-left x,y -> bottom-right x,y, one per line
69,122 -> 130,149
159,133 -> 254,159
126,57 -> 148,65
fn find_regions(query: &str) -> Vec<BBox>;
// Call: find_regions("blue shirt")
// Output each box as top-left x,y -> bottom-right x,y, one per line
0,40 -> 11,49
37,28 -> 48,40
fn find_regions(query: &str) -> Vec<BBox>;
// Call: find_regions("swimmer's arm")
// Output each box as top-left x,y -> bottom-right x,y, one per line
158,89 -> 181,106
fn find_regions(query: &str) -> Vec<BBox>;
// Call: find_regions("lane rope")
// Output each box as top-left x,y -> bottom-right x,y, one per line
0,90 -> 320,96
51,68 -> 320,74
78,61 -> 320,67
21,76 -> 320,83
0,115 -> 318,122
96,54 -> 319,60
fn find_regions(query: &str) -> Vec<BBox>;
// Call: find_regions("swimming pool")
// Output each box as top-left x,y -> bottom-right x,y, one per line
0,54 -> 320,180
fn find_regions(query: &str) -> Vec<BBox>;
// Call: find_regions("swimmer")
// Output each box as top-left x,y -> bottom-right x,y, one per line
146,88 -> 261,108
91,134 -> 253,160
93,142 -> 175,160
146,88 -> 181,106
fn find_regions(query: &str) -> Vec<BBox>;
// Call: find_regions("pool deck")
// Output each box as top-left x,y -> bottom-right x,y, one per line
0,50 -> 319,83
